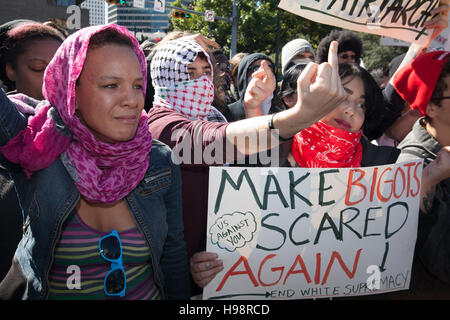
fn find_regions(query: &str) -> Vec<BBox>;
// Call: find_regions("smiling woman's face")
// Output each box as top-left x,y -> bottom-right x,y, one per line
6,38 -> 61,100
75,44 -> 144,144
320,75 -> 365,132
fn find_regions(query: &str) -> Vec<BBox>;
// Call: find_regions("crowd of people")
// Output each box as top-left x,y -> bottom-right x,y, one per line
0,2 -> 449,300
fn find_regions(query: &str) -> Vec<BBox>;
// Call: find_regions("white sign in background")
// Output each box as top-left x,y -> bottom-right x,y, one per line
278,0 -> 441,46
153,0 -> 166,13
133,0 -> 146,9
204,161 -> 422,300
381,13 -> 450,50
205,10 -> 215,22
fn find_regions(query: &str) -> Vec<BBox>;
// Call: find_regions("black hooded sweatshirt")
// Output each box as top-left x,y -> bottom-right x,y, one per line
226,53 -> 284,122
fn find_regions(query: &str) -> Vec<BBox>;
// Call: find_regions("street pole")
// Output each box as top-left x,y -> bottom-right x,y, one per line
230,0 -> 238,59
274,9 -> 281,81
168,2 -> 238,59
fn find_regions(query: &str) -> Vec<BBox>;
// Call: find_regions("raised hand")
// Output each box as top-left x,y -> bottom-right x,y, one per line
243,60 -> 276,118
271,40 -> 348,139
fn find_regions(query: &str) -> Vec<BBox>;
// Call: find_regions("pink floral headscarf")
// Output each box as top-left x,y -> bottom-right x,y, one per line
0,24 -> 152,204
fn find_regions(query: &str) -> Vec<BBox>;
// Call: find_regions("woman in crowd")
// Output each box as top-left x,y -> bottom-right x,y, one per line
394,50 -> 450,298
0,21 -> 63,99
288,62 -> 400,168
0,21 -> 63,282
0,24 -> 189,300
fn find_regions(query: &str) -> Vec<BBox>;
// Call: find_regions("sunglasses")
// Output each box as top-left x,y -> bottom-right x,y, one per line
99,230 -> 126,297
339,53 -> 356,60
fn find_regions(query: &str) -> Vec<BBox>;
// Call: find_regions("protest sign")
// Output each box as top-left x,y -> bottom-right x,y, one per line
278,0 -> 440,45
381,14 -> 450,50
204,161 -> 422,300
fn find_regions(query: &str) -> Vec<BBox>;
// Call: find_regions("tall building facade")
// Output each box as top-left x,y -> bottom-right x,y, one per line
107,0 -> 181,35
0,0 -> 89,32
80,0 -> 106,26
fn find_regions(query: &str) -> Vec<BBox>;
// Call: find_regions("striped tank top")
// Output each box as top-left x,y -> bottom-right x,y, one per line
48,212 -> 161,300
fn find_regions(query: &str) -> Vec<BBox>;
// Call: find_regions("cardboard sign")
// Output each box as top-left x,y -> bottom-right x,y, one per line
381,15 -> 450,50
204,161 -> 422,300
278,0 -> 440,45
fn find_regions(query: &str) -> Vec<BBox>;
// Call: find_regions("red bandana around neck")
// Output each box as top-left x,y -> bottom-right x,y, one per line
291,121 -> 363,168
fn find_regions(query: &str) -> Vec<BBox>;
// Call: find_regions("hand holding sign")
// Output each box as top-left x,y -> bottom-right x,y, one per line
424,0 -> 450,47
190,251 -> 224,288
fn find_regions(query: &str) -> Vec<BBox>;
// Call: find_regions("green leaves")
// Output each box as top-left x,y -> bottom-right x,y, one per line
168,0 -> 333,59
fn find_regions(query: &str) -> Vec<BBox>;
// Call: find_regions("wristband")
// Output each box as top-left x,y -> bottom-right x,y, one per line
268,113 -> 276,130
268,113 -> 293,141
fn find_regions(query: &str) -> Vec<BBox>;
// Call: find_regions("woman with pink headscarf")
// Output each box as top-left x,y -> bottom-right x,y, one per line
0,24 -> 189,300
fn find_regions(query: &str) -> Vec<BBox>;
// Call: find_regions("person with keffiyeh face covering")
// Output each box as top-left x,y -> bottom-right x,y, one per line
151,39 -> 215,121
0,24 -> 189,300
147,36 -> 355,296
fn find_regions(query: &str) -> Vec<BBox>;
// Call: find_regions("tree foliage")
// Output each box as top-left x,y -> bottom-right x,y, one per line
169,0 -> 333,57
359,33 -> 408,72
168,1 -> 409,73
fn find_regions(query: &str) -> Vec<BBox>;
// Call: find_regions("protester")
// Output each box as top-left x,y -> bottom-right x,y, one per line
229,52 -> 247,101
281,38 -> 315,75
279,62 -> 311,109
226,53 -> 284,121
190,4 -> 449,287
189,57 -> 450,293
289,62 -> 400,168
280,61 -> 401,167
316,30 -> 363,65
148,40 -> 349,294
393,50 -> 450,299
378,52 -> 422,146
0,21 -> 63,282
0,24 -> 189,300
0,22 -> 63,99
148,38 -> 274,294
211,48 -> 235,107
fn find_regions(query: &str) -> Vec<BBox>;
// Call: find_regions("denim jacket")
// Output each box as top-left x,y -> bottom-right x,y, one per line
0,90 -> 190,300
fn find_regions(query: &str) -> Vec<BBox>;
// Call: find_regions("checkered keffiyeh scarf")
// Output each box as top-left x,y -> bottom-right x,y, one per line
150,39 -> 214,120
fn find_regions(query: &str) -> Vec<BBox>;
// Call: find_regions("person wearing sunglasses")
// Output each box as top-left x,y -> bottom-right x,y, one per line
316,30 -> 362,66
0,25 -> 189,300
225,53 -> 284,122
393,50 -> 450,299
